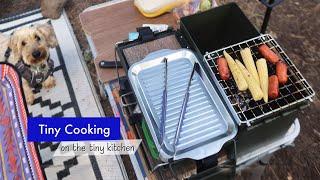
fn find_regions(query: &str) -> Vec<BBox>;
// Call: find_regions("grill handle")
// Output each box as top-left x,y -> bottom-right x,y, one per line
259,0 -> 284,33
259,0 -> 284,8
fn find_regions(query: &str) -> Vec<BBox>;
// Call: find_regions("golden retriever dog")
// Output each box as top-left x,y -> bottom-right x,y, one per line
0,24 -> 57,104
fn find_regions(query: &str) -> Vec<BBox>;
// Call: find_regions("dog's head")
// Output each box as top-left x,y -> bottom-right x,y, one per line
8,24 -> 57,65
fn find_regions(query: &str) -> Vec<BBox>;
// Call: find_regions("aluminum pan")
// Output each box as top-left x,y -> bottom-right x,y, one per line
128,49 -> 237,161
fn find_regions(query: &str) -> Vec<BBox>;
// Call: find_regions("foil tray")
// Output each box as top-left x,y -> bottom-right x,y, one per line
128,49 -> 237,161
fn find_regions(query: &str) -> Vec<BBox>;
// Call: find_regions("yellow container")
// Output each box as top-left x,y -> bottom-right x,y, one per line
134,0 -> 190,18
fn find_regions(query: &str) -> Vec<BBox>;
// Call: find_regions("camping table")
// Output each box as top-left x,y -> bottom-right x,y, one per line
79,0 -> 177,97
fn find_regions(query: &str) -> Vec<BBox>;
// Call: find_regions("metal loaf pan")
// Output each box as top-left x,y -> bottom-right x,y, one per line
128,49 -> 237,161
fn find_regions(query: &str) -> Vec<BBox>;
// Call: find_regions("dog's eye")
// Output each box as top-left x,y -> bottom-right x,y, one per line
35,35 -> 41,41
21,41 -> 26,46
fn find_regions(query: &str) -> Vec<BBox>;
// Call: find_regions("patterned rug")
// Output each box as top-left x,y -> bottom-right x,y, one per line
0,9 -> 126,180
0,64 -> 44,180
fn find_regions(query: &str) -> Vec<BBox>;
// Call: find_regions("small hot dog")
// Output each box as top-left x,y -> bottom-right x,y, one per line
276,61 -> 288,85
217,57 -> 230,80
268,75 -> 279,99
258,44 -> 280,64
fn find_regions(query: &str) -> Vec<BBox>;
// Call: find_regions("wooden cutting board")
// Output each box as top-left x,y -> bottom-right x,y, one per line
80,0 -> 177,83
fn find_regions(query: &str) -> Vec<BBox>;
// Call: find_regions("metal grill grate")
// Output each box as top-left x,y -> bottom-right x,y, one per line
204,34 -> 315,125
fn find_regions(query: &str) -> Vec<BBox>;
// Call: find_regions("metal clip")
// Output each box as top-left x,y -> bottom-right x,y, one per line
120,92 -> 137,110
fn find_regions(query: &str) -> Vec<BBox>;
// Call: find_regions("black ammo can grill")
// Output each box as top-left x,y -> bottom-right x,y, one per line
113,1 -> 315,179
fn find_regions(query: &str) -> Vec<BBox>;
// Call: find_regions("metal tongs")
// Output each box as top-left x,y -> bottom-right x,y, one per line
159,58 -> 168,145
159,60 -> 200,152
173,63 -> 200,154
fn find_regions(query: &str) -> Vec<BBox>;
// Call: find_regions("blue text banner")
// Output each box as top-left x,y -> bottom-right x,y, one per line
28,117 -> 120,142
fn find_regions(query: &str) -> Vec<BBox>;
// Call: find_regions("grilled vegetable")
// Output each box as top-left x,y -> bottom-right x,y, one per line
217,57 -> 230,80
268,75 -> 279,99
256,58 -> 269,103
223,51 -> 248,91
240,48 -> 260,85
236,60 -> 263,101
276,61 -> 288,85
258,44 -> 280,64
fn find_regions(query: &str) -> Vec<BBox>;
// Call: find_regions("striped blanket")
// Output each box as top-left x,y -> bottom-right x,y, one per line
0,63 -> 44,180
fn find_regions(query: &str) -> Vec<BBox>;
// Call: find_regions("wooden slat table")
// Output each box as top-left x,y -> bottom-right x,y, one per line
79,0 -> 177,85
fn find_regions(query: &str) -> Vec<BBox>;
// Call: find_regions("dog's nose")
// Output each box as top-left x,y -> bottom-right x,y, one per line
32,50 -> 41,58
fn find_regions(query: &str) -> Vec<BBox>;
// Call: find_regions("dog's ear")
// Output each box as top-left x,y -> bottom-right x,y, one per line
36,24 -> 58,48
8,32 -> 22,59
